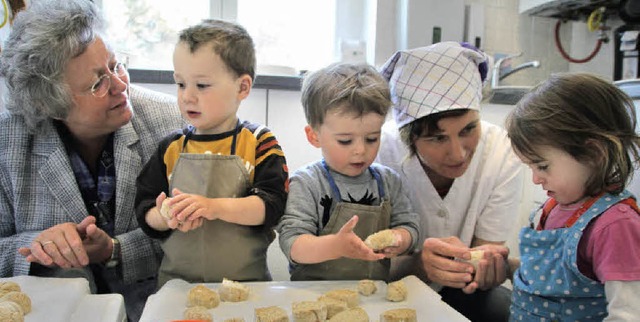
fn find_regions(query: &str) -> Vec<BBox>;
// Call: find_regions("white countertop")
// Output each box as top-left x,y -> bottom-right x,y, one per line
140,275 -> 469,322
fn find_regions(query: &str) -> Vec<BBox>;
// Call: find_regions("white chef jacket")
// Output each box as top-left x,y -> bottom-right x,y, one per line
377,119 -> 524,282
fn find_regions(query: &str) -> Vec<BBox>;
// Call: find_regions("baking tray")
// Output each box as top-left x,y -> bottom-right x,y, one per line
140,275 -> 469,321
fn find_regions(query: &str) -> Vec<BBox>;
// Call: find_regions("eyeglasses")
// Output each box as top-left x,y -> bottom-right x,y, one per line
90,62 -> 128,98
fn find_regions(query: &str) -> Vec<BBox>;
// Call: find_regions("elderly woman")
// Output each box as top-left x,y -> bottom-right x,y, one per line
0,0 -> 183,320
377,42 -> 524,321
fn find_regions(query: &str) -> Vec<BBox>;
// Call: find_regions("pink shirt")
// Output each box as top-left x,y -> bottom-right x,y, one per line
546,201 -> 640,282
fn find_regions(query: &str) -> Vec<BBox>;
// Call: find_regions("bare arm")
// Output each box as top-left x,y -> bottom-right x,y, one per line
290,215 -> 384,264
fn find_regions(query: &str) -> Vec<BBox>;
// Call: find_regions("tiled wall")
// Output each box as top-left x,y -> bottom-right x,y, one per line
467,0 -> 623,86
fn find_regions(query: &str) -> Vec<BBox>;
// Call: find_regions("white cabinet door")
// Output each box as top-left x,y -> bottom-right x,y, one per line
239,88 -> 267,125
266,90 -> 321,173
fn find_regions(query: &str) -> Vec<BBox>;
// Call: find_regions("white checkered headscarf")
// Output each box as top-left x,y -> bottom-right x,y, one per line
381,42 -> 489,128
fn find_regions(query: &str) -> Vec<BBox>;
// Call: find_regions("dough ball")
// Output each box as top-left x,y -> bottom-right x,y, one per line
254,305 -> 288,322
385,280 -> 407,302
357,280 -> 377,296
219,278 -> 249,302
0,282 -> 20,297
0,291 -> 31,314
317,295 -> 348,318
326,307 -> 368,322
364,229 -> 396,251
159,198 -> 173,220
292,300 -> 327,322
319,289 -> 359,308
380,308 -> 417,322
183,305 -> 212,321
187,284 -> 220,309
0,301 -> 23,322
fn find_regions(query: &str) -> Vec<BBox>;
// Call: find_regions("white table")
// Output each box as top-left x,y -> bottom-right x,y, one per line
140,275 -> 469,321
0,276 -> 126,322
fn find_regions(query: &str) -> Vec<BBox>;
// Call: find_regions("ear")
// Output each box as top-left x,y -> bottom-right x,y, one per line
304,125 -> 321,148
237,74 -> 252,100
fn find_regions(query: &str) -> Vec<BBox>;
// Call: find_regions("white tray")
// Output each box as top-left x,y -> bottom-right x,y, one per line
0,276 -> 125,322
140,275 -> 469,321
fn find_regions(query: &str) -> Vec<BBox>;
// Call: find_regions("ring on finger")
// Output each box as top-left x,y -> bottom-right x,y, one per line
40,240 -> 54,247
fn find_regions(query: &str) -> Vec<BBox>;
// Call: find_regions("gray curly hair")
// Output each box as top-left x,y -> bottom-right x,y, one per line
0,0 -> 105,132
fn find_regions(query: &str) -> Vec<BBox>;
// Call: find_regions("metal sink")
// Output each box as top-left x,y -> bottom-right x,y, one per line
487,86 -> 532,105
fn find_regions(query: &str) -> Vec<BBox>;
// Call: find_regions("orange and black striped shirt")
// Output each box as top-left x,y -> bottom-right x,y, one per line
135,121 -> 289,239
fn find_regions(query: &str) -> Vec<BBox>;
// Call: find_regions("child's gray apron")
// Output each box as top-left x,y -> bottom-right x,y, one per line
158,126 -> 272,287
290,161 -> 391,281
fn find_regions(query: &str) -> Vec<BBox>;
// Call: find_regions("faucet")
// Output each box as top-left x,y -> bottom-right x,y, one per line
491,52 -> 541,88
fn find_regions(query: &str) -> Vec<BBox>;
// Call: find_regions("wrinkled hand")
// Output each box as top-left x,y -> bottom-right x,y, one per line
462,244 -> 510,294
337,216 -> 385,261
18,216 -> 98,268
421,237 -> 474,289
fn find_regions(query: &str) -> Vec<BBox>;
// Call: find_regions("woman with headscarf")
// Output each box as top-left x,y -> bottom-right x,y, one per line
377,42 -> 523,321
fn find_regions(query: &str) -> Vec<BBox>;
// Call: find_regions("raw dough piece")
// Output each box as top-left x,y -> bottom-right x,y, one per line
292,300 -> 327,322
364,229 -> 396,250
159,198 -> 173,220
0,300 -> 23,322
0,282 -> 20,296
357,279 -> 377,296
317,296 -> 348,318
219,278 -> 250,302
380,308 -> 417,322
254,305 -> 289,322
183,305 -> 212,321
466,249 -> 485,271
0,291 -> 31,314
187,284 -> 220,309
327,307 -> 368,322
385,280 -> 407,302
319,289 -> 359,308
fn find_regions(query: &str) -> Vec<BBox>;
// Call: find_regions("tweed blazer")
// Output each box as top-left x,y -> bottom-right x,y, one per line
0,85 -> 184,284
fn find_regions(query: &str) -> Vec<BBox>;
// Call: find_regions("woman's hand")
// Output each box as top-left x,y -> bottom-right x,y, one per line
18,216 -> 98,268
421,236 -> 474,288
462,244 -> 510,294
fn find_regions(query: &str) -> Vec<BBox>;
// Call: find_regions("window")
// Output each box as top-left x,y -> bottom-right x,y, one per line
101,0 -> 341,73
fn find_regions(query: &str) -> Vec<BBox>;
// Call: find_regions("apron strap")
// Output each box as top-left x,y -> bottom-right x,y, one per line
181,120 -> 242,155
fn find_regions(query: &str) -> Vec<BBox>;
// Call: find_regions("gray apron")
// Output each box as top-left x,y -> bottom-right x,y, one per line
158,125 -> 273,287
290,161 -> 391,281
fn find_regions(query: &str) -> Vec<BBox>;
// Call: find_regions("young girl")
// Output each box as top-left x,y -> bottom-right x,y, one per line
505,73 -> 640,321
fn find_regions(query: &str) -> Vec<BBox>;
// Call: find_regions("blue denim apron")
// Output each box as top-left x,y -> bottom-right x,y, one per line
511,191 -> 634,321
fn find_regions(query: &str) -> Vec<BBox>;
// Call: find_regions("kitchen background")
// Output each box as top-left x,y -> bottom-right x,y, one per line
2,0 -> 640,280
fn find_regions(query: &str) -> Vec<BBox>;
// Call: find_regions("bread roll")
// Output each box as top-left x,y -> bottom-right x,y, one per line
327,307 -> 368,322
219,278 -> 249,302
0,291 -> 31,314
255,306 -> 289,322
159,198 -> 173,220
187,284 -> 220,309
356,280 -> 377,296
319,289 -> 359,308
0,301 -> 23,322
364,229 -> 396,251
292,301 -> 327,322
183,305 -> 212,321
380,308 -> 417,322
385,280 -> 407,302
317,295 -> 348,318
